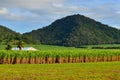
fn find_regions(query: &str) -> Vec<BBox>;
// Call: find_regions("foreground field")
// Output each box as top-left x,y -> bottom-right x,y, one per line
0,62 -> 120,80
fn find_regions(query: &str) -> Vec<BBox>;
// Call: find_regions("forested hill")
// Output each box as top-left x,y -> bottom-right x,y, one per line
0,25 -> 39,44
24,14 -> 120,47
0,25 -> 21,44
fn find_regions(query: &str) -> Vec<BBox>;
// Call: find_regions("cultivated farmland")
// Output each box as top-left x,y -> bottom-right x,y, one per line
0,45 -> 120,80
0,49 -> 120,64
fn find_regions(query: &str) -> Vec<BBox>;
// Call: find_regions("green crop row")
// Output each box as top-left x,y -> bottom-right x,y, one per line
0,49 -> 120,58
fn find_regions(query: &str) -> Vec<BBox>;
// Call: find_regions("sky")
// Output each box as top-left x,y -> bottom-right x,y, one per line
0,0 -> 120,34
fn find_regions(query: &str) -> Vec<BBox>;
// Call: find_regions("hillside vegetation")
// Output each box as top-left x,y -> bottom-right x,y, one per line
24,14 -> 120,47
0,25 -> 39,44
0,25 -> 21,44
0,14 -> 120,46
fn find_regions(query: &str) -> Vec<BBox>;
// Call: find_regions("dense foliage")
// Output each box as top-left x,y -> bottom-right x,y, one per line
0,25 -> 21,44
0,25 -> 40,44
24,14 -> 120,47
1,14 -> 120,46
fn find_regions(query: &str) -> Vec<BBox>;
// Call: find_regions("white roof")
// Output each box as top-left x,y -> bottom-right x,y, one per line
12,47 -> 37,51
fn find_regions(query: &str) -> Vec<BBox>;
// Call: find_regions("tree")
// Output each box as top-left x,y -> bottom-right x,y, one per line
17,40 -> 24,50
6,44 -> 12,50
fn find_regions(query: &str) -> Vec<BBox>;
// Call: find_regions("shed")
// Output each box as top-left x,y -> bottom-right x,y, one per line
12,47 -> 37,51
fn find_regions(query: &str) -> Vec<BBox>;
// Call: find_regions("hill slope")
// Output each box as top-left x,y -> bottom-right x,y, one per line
0,25 -> 22,44
24,14 -> 120,46
0,25 -> 39,44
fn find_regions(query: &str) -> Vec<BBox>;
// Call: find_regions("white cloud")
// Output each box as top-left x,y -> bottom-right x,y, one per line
116,11 -> 120,14
113,25 -> 120,29
0,0 -> 69,21
52,3 -> 64,8
0,0 -> 67,10
7,13 -> 23,20
0,8 -> 8,15
0,0 -> 120,33
0,7 -> 40,21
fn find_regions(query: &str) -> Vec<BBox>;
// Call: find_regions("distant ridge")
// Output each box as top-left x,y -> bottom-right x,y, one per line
0,25 -> 21,44
1,14 -> 120,46
0,25 -> 39,44
23,14 -> 120,46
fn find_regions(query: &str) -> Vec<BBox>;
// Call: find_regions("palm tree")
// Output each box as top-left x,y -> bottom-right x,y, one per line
17,40 -> 24,50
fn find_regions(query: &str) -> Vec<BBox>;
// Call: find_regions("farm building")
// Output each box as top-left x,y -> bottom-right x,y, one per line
12,47 -> 37,51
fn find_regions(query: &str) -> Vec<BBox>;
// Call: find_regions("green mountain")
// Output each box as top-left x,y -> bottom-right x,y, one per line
0,25 -> 39,44
25,14 -> 120,46
0,25 -> 22,44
